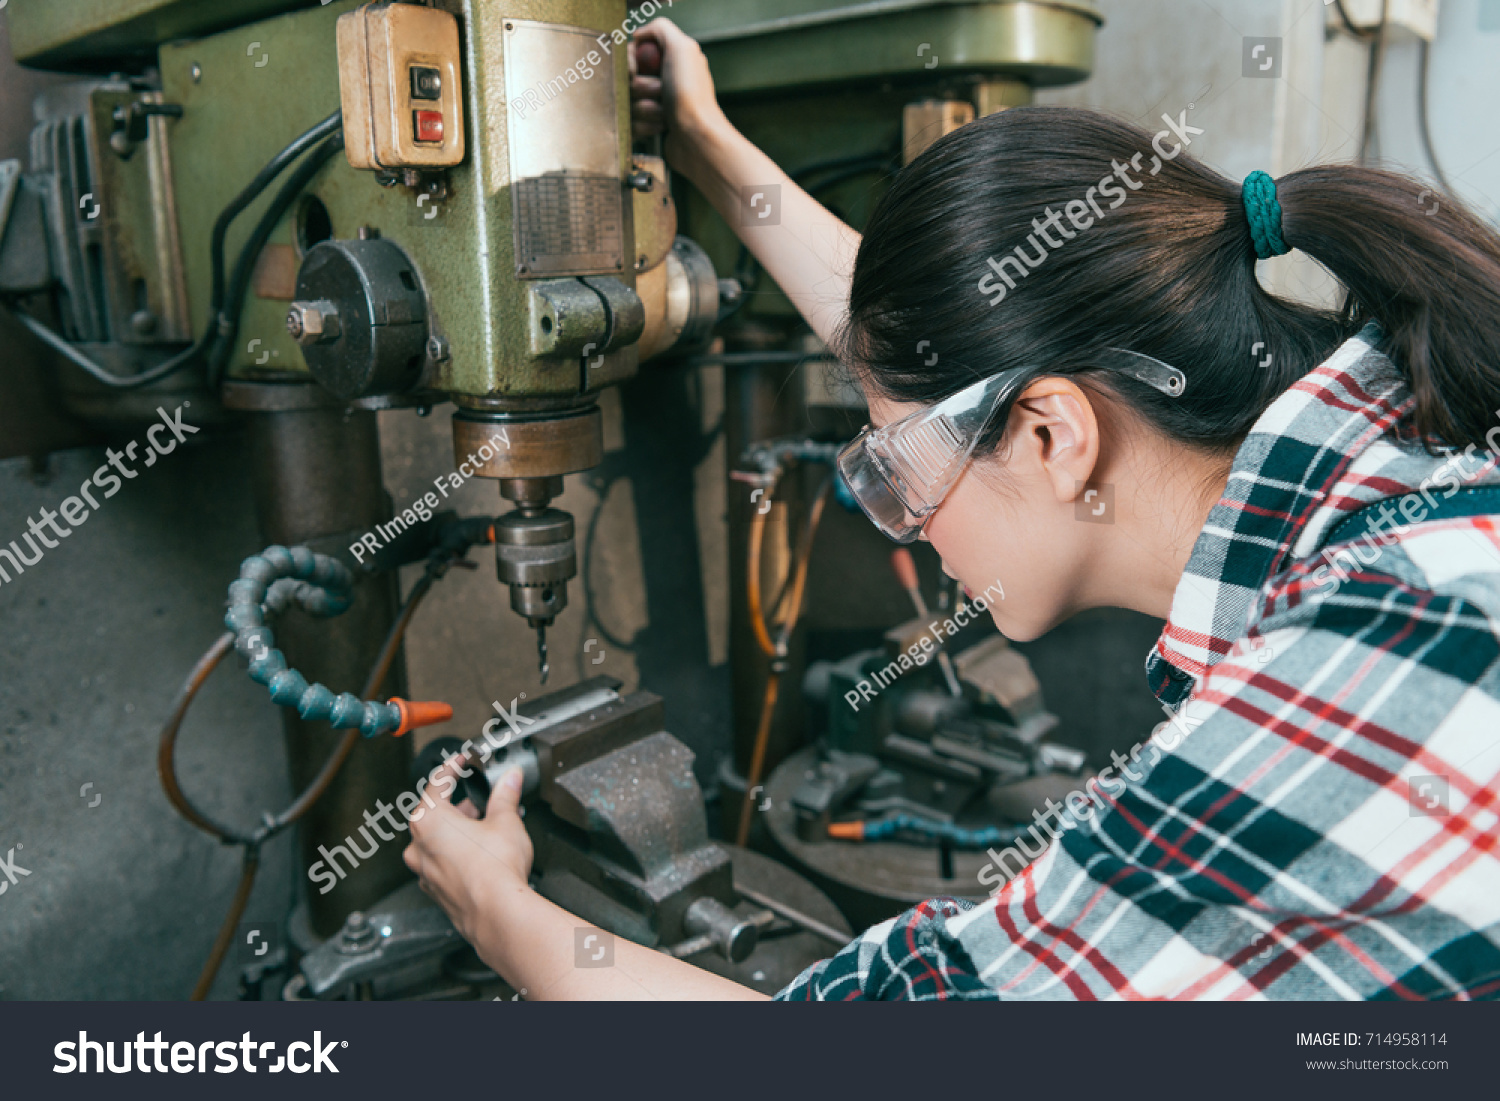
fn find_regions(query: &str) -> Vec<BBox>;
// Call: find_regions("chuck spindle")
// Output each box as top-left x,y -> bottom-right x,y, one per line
493,477 -> 575,684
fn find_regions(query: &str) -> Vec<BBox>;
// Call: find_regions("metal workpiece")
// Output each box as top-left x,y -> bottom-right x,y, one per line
291,237 -> 429,400
449,678 -> 629,807
459,742 -> 542,807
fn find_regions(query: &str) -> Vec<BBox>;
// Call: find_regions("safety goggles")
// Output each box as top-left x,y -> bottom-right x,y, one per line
837,349 -> 1187,543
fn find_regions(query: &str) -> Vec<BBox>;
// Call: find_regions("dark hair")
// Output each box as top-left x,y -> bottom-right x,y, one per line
839,105 -> 1500,453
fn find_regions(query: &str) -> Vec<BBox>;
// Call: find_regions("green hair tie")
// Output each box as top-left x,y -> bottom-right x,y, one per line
1242,170 -> 1289,260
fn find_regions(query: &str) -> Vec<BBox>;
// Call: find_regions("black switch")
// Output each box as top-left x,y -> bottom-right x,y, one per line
410,66 -> 442,101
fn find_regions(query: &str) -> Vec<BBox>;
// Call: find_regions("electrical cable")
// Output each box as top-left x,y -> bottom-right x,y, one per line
735,474 -> 834,847
3,109 -> 341,390
580,473 -> 639,653
191,846 -> 260,1002
1331,0 -> 1375,39
207,129 -> 346,387
578,408 -> 725,661
1416,38 -> 1455,194
1358,1 -> 1390,165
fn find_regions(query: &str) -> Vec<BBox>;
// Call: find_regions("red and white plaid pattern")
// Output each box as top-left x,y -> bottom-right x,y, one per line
780,326 -> 1500,1000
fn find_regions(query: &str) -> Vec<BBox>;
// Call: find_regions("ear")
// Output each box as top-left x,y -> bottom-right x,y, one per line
1008,378 -> 1100,504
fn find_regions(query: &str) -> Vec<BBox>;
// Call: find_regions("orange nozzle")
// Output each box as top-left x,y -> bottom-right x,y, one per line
890,547 -> 919,592
827,820 -> 865,841
390,697 -> 454,738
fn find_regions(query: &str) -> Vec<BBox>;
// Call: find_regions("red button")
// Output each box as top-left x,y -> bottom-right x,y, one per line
414,110 -> 444,144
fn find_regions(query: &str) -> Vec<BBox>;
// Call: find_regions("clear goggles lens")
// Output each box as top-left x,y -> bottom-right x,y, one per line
837,350 -> 1185,543
838,366 -> 1031,542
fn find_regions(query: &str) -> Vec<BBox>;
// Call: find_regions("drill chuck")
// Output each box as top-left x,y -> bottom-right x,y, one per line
494,508 -> 576,626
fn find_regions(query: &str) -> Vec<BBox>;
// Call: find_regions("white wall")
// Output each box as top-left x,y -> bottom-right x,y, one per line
1036,0 -> 1500,305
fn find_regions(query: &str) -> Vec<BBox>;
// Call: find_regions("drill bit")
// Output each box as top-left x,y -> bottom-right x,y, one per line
535,623 -> 549,685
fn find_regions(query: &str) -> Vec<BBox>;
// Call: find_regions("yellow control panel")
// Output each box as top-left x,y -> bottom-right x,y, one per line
336,1 -> 466,171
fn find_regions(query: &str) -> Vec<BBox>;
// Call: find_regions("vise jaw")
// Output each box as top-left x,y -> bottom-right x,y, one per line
520,677 -> 736,949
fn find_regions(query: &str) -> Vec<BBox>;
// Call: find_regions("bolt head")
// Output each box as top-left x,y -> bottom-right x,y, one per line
427,334 -> 450,362
287,301 -> 340,345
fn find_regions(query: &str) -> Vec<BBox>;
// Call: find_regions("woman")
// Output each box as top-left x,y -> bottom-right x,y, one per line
404,19 -> 1500,1000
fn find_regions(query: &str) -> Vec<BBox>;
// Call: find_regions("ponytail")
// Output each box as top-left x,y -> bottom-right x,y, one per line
1277,165 -> 1500,448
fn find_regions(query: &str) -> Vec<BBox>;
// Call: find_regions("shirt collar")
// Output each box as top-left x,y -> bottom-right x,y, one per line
1145,323 -> 1411,707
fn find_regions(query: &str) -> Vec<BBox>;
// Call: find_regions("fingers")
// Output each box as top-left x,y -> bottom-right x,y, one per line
631,18 -> 669,52
489,767 -> 526,817
631,36 -> 662,79
633,105 -> 665,140
630,69 -> 664,140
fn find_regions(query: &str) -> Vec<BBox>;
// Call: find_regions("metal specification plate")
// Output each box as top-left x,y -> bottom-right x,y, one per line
503,19 -> 624,277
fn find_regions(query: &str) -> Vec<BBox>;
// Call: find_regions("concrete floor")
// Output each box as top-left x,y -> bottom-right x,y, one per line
0,429 -> 293,1000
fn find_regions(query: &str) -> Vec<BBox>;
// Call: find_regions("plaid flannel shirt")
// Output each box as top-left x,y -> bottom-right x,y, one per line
778,326 -> 1500,1001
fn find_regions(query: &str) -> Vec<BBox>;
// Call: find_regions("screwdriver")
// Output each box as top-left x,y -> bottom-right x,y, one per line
891,547 -> 962,697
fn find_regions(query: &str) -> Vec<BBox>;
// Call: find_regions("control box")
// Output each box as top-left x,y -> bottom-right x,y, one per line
337,1 -> 466,170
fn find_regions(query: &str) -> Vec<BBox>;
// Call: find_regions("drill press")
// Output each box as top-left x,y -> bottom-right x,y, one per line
299,2 -> 721,681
